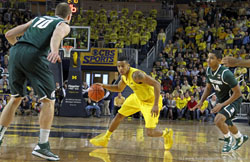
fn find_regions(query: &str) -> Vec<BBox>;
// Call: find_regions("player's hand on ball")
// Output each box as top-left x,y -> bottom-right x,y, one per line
47,51 -> 61,63
221,57 -> 238,67
95,83 -> 104,87
151,105 -> 159,117
211,103 -> 223,113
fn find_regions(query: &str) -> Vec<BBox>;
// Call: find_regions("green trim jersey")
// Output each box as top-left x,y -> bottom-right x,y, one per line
206,65 -> 240,103
18,16 -> 66,52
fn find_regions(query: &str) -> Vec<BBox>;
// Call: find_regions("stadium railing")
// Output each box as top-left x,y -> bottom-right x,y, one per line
238,102 -> 250,120
120,48 -> 138,68
155,17 -> 179,60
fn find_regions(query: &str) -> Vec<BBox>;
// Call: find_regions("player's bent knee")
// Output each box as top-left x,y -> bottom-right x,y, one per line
214,115 -> 226,126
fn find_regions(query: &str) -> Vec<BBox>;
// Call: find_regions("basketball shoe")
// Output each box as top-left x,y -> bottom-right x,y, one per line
163,128 -> 173,150
222,136 -> 234,153
232,135 -> 248,150
32,142 -> 60,161
90,133 -> 110,147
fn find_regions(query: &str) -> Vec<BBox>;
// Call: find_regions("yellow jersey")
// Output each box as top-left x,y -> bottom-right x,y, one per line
122,67 -> 154,102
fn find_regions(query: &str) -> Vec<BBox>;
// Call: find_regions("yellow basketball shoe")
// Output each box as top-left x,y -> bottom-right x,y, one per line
89,148 -> 111,162
90,133 -> 110,147
163,128 -> 173,150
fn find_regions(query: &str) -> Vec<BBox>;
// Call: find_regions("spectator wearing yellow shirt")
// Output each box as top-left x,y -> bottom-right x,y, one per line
114,40 -> 124,54
188,26 -> 196,43
113,92 -> 125,116
185,40 -> 195,52
224,45 -> 232,56
218,28 -> 227,40
150,68 -> 157,79
195,30 -> 203,44
131,29 -> 140,49
176,94 -> 187,119
198,39 -> 206,52
225,30 -> 234,48
240,81 -> 249,92
196,99 -> 209,121
109,29 -> 118,48
157,28 -> 166,52
232,45 -> 240,56
210,23 -> 217,38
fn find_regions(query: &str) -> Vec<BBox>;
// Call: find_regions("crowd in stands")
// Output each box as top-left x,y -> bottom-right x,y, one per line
1,1 -> 250,121
49,7 -> 159,63
153,2 -> 250,121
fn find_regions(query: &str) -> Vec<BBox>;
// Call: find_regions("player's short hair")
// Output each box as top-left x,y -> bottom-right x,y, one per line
210,50 -> 222,59
55,2 -> 71,19
118,56 -> 129,63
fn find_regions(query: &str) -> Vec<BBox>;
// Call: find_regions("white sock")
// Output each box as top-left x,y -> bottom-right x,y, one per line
224,132 -> 231,138
39,129 -> 50,144
0,125 -> 7,140
233,131 -> 242,139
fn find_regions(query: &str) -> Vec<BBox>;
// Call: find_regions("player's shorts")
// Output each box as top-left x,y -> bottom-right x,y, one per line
8,43 -> 55,100
118,93 -> 163,128
219,97 -> 242,126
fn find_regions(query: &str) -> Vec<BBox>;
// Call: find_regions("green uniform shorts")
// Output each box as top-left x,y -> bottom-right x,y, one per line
219,97 -> 242,126
8,43 -> 55,100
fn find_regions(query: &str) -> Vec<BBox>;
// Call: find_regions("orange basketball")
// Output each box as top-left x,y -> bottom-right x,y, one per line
88,84 -> 105,102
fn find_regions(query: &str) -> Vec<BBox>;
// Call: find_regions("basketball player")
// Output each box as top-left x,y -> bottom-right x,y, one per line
0,3 -> 71,161
194,51 -> 248,153
90,56 -> 173,150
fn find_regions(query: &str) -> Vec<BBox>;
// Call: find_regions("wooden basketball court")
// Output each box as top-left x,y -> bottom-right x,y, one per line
0,116 -> 249,162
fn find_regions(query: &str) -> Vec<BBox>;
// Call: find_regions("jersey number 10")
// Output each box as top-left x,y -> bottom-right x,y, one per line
33,18 -> 53,29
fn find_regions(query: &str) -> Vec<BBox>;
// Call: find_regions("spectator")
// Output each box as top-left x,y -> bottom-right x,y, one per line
196,99 -> 209,121
0,74 -> 8,86
167,94 -> 176,120
187,95 -> 197,120
113,92 -> 125,116
85,98 -> 101,118
157,28 -> 166,52
176,94 -> 187,119
181,80 -> 191,93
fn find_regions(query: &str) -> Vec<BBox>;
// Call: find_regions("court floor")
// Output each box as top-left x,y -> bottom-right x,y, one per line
0,116 -> 249,162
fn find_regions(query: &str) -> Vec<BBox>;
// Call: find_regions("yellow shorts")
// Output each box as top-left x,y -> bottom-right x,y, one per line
118,93 -> 163,128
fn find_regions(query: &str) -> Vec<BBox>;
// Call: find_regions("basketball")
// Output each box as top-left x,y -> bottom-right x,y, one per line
88,84 -> 105,102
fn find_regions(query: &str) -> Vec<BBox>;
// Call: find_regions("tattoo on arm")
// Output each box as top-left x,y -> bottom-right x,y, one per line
132,71 -> 145,82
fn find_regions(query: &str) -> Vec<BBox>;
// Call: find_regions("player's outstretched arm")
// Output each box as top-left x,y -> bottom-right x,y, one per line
132,71 -> 161,117
47,23 -> 70,63
5,20 -> 33,45
222,56 -> 250,67
98,79 -> 126,92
